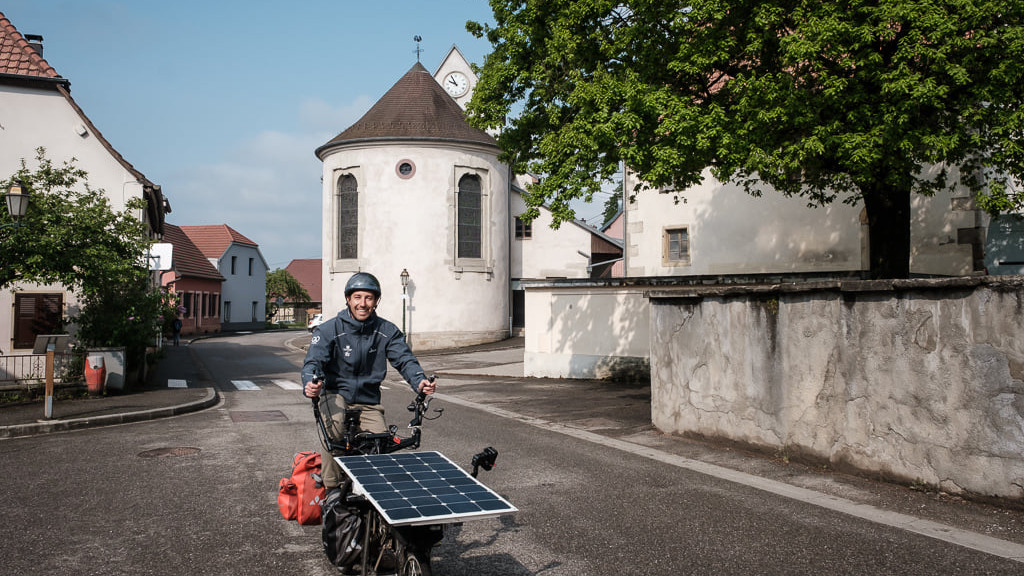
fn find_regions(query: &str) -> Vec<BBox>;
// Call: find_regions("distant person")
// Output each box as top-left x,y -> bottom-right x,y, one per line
300,272 -> 436,491
172,316 -> 183,346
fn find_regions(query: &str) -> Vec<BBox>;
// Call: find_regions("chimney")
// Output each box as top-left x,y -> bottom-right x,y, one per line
24,34 -> 43,58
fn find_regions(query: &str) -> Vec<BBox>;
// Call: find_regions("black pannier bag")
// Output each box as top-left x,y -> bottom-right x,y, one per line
321,487 -> 364,567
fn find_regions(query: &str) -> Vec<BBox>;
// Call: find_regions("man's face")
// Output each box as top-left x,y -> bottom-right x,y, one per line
346,290 -> 378,322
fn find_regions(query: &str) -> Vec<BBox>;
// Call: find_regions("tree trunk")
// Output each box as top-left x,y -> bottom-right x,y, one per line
861,184 -> 912,279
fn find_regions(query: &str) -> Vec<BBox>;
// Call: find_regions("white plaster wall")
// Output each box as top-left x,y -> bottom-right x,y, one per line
625,168 -> 977,277
649,278 -> 1024,499
510,192 -> 592,279
0,85 -> 148,352
320,141 -> 509,349
524,283 -> 650,379
218,244 -> 268,326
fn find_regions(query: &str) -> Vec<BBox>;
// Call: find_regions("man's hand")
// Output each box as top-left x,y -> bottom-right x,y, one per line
417,378 -> 436,395
304,379 -> 323,398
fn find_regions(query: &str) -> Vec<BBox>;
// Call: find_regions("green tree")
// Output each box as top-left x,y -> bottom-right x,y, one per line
468,1 -> 1024,279
1,149 -> 153,292
601,178 -> 623,227
266,268 -> 310,320
2,149 -> 163,380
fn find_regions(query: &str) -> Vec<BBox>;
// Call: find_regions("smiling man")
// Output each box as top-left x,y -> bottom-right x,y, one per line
301,272 -> 435,491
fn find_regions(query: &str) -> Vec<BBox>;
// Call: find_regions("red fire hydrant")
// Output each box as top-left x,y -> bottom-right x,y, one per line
85,353 -> 106,395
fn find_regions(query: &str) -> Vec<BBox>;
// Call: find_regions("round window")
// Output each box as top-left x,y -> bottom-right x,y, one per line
396,160 -> 416,179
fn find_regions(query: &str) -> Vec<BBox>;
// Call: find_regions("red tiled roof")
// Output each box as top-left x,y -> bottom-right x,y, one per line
179,224 -> 258,259
0,12 -> 59,78
316,62 -> 497,157
285,258 -> 322,302
162,224 -> 225,281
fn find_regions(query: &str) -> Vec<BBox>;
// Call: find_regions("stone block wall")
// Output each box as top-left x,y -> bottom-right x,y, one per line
649,276 -> 1024,500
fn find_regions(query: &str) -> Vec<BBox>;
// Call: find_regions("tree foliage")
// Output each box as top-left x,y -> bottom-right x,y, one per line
1,148 -> 153,293
266,268 -> 311,320
2,149 -> 164,372
468,0 -> 1024,278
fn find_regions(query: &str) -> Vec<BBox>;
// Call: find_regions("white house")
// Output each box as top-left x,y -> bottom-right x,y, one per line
179,225 -> 268,331
0,14 -> 169,353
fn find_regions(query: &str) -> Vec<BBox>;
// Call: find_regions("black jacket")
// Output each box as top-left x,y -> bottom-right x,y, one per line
301,308 -> 424,404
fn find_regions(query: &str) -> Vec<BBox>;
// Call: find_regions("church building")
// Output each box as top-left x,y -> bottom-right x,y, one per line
315,49 -> 513,350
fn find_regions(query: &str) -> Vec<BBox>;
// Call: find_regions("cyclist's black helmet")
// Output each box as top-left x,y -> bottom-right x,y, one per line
344,272 -> 381,298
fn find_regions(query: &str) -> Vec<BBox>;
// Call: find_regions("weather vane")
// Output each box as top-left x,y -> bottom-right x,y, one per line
414,35 -> 423,62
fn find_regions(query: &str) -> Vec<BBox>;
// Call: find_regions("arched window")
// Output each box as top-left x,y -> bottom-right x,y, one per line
337,174 -> 358,260
457,174 -> 481,259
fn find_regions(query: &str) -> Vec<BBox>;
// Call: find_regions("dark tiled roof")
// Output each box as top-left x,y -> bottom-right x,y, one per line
285,258 -> 322,302
179,224 -> 258,260
163,224 -> 225,281
0,12 -> 59,78
316,62 -> 497,157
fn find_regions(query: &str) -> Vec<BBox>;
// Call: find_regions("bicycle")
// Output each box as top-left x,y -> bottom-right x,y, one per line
312,376 -> 509,575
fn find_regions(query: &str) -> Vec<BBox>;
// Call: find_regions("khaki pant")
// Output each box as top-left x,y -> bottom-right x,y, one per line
319,393 -> 386,489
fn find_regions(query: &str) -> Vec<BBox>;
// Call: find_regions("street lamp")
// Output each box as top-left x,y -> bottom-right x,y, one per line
2,181 -> 30,228
400,268 -> 410,337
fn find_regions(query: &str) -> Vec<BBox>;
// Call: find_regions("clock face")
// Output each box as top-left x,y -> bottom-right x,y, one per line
443,72 -> 469,97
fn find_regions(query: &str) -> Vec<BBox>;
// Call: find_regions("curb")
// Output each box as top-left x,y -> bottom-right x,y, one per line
0,387 -> 220,439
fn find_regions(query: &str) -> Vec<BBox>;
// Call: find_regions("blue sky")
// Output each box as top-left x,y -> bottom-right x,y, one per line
3,1 -> 501,269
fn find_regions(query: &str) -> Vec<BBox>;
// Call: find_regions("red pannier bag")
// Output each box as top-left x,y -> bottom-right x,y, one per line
278,451 -> 326,525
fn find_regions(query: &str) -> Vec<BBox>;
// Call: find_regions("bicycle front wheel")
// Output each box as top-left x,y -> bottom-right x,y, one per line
400,548 -> 432,576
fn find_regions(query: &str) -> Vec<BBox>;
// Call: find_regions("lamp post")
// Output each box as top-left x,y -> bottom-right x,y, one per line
2,180 -> 30,228
400,268 -> 410,337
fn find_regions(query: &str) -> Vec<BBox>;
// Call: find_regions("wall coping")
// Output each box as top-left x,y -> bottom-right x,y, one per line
646,275 -> 1024,300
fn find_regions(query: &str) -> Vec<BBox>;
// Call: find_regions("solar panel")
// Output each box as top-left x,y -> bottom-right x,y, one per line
336,451 -> 517,526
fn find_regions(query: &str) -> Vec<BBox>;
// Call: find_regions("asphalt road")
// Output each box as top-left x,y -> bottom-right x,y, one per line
1,331 -> 1023,575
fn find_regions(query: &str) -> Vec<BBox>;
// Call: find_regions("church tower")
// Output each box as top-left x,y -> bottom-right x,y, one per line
315,60 -> 510,350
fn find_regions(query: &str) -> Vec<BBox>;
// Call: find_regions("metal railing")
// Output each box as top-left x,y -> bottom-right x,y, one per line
0,352 -> 85,392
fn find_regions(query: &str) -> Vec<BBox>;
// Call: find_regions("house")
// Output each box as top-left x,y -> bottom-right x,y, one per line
160,224 -> 224,335
284,258 -> 322,324
179,225 -> 268,331
0,13 -> 169,353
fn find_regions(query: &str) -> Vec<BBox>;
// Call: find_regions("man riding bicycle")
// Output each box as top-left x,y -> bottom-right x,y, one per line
301,272 -> 436,492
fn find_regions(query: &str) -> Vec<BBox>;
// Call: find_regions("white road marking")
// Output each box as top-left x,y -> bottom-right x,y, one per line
168,379 -> 188,388
273,379 -> 303,390
437,393 -> 1024,563
231,380 -> 260,391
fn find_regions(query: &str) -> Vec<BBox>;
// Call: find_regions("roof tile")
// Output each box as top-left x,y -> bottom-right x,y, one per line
179,224 -> 258,260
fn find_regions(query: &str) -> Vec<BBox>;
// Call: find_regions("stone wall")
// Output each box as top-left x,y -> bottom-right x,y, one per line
648,276 -> 1024,500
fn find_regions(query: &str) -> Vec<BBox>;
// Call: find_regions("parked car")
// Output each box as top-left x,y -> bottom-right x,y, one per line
307,313 -> 325,332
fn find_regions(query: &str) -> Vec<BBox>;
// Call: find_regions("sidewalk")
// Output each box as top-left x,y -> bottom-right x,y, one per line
0,342 -> 218,439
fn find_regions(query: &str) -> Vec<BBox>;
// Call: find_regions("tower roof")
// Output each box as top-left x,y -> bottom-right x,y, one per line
316,62 -> 497,157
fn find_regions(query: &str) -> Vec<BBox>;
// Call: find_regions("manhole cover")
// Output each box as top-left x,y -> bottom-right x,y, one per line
229,410 -> 288,422
138,447 -> 201,458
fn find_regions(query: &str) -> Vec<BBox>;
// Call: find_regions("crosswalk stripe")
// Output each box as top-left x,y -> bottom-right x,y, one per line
273,379 -> 303,390
168,379 -> 188,388
231,380 -> 260,391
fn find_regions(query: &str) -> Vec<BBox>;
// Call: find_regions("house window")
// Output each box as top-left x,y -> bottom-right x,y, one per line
457,174 -> 482,259
248,258 -> 253,276
337,174 -> 358,260
224,301 -> 231,323
13,293 -> 62,349
209,293 -> 219,317
251,301 -> 258,322
663,227 -> 690,265
515,216 -> 532,240
182,292 -> 193,318
231,256 -> 237,274
201,293 -> 208,318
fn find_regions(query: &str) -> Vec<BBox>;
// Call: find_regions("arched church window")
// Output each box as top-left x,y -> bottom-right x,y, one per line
337,174 -> 358,260
457,174 -> 482,259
